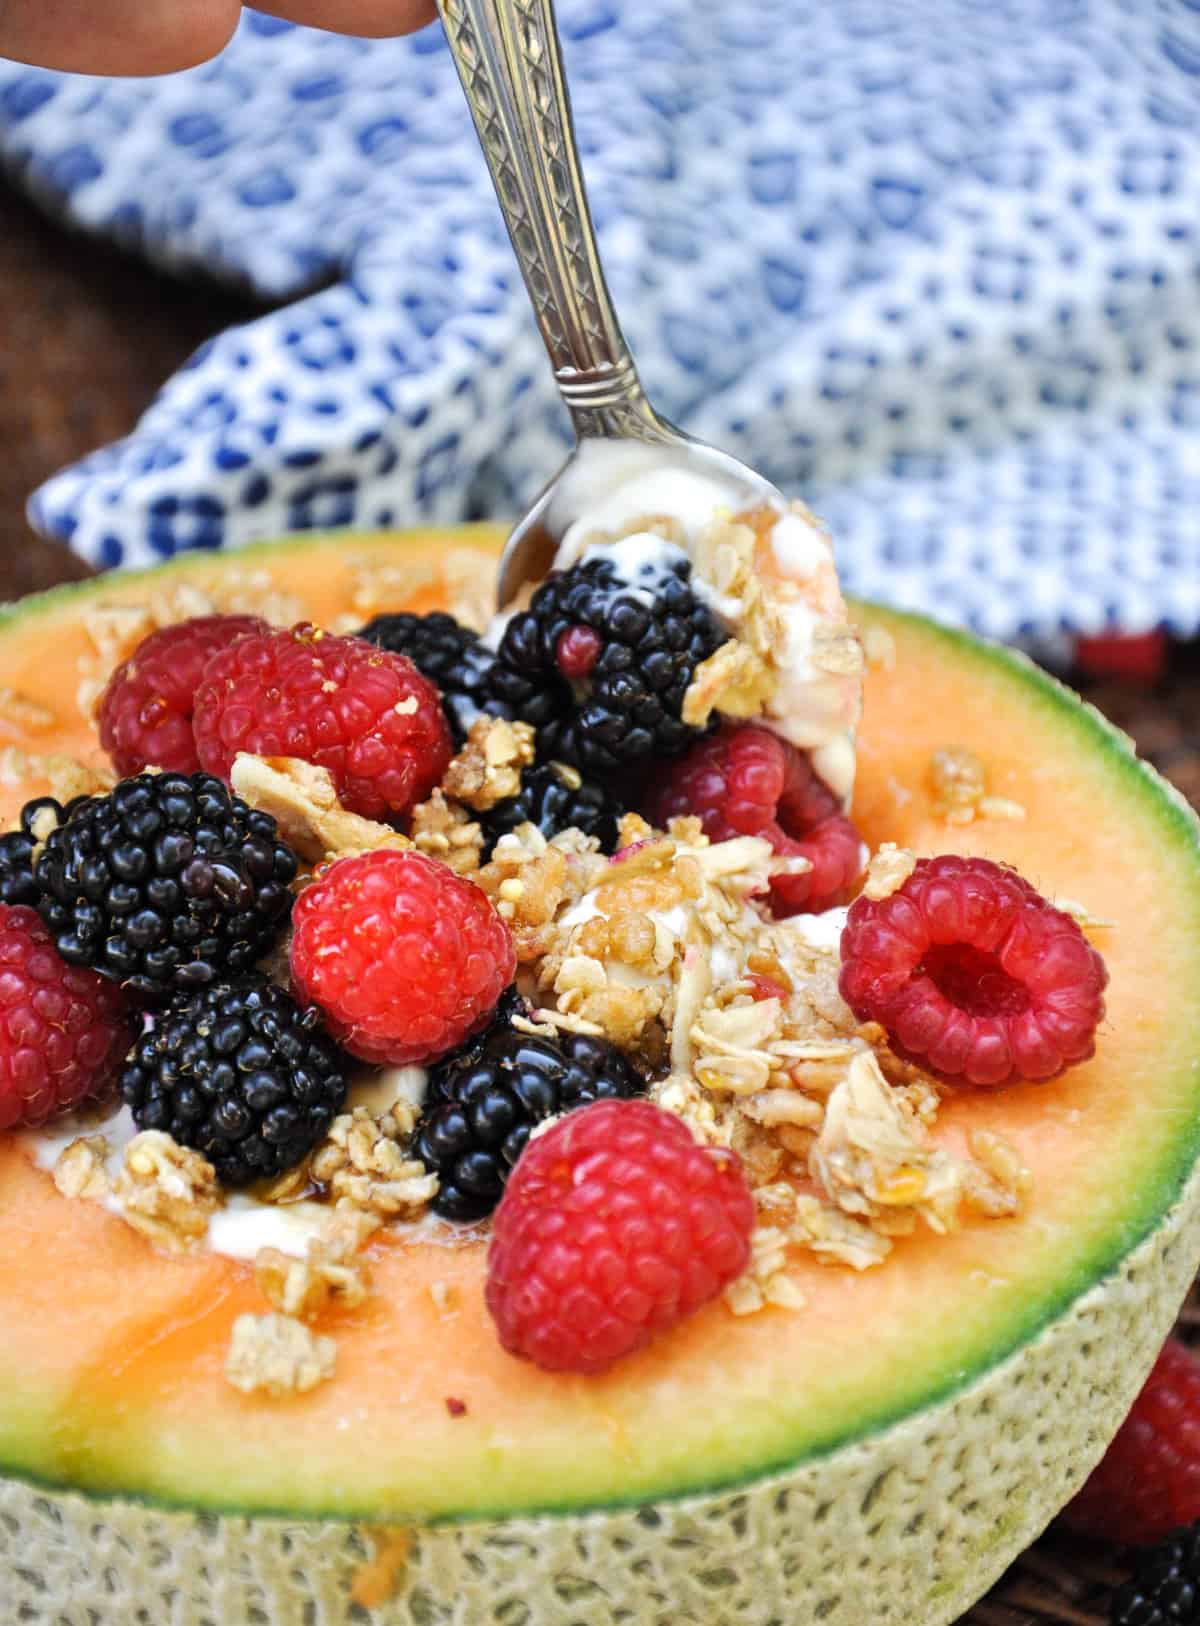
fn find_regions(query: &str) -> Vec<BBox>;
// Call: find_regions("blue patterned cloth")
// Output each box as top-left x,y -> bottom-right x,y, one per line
3,1 -> 1200,641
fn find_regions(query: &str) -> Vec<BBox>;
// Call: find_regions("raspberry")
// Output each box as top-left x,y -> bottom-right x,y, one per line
289,848 -> 515,1066
356,610 -> 509,747
643,723 -> 863,915
839,854 -> 1108,1086
485,1098 -> 755,1374
99,615 -> 268,776
0,903 -> 136,1129
1063,1340 -> 1200,1546
193,624 -> 451,821
1075,629 -> 1168,685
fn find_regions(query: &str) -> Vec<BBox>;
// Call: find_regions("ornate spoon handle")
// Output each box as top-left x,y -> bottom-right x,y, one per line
435,0 -> 666,440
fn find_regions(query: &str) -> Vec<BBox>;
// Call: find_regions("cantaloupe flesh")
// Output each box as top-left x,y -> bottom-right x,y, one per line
0,529 -> 1197,1522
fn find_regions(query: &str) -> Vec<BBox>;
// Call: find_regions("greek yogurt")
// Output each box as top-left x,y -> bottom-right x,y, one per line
21,1063 -> 430,1263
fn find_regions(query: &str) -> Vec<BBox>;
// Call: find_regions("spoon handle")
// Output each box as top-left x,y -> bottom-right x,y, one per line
435,0 -> 665,440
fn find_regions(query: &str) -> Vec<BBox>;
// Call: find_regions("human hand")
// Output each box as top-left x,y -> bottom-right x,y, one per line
0,1 -> 438,76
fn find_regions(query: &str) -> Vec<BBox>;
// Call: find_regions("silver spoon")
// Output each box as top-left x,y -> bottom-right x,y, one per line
435,0 -> 783,609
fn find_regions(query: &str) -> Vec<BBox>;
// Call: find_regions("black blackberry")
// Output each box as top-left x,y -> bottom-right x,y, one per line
0,796 -> 76,907
416,995 -> 646,1220
36,771 -> 297,1000
121,976 -> 348,1185
356,610 -> 508,745
1111,1523 -> 1200,1624
486,545 -> 726,776
479,762 -> 623,856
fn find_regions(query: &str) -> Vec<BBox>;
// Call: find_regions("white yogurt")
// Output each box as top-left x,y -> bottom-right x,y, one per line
547,441 -> 761,566
780,904 -> 850,958
20,1063 -> 430,1264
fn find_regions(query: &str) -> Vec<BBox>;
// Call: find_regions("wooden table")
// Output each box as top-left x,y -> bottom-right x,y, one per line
3,174 -> 1199,1626
0,180 -> 262,598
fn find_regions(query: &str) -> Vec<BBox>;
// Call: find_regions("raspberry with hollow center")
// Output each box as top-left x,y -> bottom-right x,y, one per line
289,848 -> 516,1067
642,722 -> 863,915
485,1098 -> 755,1374
1063,1338 -> 1200,1545
839,853 -> 1107,1086
193,624 -> 451,821
0,903 -> 136,1129
99,614 -> 268,777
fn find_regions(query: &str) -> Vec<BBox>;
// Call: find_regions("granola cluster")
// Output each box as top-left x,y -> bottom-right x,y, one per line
76,571 -> 307,723
114,1131 -> 222,1254
928,745 -> 1026,825
225,1311 -> 337,1398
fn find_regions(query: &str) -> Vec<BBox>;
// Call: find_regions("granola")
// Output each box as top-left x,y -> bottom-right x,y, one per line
52,1135 -> 113,1202
0,688 -> 55,737
256,1238 -> 369,1320
862,843 -> 916,901
230,753 -> 410,865
115,1132 -> 221,1254
346,547 -> 494,633
225,1312 -> 336,1397
442,716 -> 535,812
410,789 -> 484,875
76,574 -> 306,722
928,745 -> 1025,825
310,1106 -> 438,1220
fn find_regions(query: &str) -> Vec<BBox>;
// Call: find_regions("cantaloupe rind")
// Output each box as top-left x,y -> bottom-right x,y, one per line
3,1152 -> 1197,1626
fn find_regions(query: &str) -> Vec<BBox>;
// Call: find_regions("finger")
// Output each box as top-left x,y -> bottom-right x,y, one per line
252,0 -> 438,40
0,0 -> 242,75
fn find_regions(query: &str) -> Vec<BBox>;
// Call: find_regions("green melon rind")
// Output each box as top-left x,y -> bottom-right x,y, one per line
0,541 -> 1198,1523
5,1130 -> 1199,1626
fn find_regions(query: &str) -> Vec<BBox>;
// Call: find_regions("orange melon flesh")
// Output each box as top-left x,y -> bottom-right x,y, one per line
0,529 -> 1198,1522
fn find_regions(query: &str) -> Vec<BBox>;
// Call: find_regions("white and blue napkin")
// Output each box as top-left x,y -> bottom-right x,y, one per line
2,0 -> 1199,641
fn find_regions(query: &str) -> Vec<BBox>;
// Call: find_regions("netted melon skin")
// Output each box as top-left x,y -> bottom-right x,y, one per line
4,1154 -> 1199,1626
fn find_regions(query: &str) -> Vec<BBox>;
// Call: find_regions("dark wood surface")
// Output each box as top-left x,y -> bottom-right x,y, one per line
0,180 -> 262,598
3,174 -> 1199,1626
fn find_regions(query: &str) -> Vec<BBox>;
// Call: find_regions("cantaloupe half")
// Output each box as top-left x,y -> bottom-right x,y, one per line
2,528 -> 1200,1626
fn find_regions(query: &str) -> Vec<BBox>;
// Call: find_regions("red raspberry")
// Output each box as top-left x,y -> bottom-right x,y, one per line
486,1098 -> 755,1374
193,624 -> 451,821
1063,1339 -> 1200,1545
1075,629 -> 1168,684
643,722 -> 863,915
289,848 -> 515,1066
0,904 -> 135,1129
839,854 -> 1107,1086
98,614 -> 268,776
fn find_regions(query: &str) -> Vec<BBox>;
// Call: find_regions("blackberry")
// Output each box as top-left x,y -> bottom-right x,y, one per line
479,762 -> 623,856
416,994 -> 646,1221
0,796 -> 75,907
486,542 -> 726,777
36,772 -> 297,1000
356,610 -> 508,745
1111,1523 -> 1200,1625
122,976 -> 348,1185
